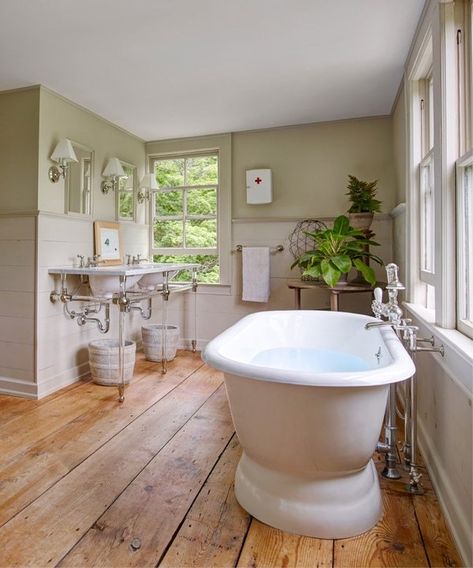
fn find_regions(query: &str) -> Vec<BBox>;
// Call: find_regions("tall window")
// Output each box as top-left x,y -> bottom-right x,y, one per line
455,2 -> 473,338
456,155 -> 473,338
419,73 -> 435,283
151,153 -> 219,283
118,163 -> 135,221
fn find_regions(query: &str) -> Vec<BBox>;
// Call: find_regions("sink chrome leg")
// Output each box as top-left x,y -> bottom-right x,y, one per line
192,267 -> 198,353
161,274 -> 169,374
118,276 -> 127,402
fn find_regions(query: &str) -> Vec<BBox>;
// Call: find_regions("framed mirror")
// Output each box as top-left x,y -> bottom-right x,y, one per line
117,161 -> 136,221
65,141 -> 93,216
94,221 -> 122,265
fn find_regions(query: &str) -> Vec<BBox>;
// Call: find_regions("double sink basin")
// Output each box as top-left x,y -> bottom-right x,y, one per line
48,262 -> 199,298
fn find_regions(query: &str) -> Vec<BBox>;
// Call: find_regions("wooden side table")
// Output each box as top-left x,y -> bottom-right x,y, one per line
287,279 -> 382,311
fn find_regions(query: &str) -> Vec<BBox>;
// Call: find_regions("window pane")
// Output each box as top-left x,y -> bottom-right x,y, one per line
119,192 -> 134,219
185,219 -> 217,248
156,191 -> 183,217
420,159 -> 435,273
154,220 -> 183,248
463,166 -> 473,322
186,155 -> 218,186
155,159 -> 185,187
153,254 -> 219,283
187,188 -> 217,216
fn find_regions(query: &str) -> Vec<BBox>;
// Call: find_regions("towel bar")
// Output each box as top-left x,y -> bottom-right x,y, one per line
232,244 -> 284,254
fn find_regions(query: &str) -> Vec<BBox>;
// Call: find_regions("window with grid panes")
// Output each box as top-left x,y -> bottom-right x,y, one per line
118,163 -> 135,221
417,71 -> 436,309
151,154 -> 219,283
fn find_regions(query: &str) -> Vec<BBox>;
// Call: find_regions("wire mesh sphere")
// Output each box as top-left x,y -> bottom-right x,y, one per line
288,219 -> 327,259
288,219 -> 327,280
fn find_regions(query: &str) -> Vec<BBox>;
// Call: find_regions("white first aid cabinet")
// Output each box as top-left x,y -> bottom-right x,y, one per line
246,169 -> 272,204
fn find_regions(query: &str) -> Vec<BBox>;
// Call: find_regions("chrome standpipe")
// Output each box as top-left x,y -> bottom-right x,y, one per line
368,262 -> 445,493
370,263 -> 406,480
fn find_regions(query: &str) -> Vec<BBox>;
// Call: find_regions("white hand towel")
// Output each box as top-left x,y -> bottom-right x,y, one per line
242,246 -> 271,302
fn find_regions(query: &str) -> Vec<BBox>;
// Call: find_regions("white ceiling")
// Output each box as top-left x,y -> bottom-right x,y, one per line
0,0 -> 425,141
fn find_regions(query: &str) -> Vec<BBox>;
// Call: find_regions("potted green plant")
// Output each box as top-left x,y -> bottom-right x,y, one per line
346,174 -> 382,230
291,215 -> 383,288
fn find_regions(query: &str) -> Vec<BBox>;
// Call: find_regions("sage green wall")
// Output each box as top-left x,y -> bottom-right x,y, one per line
38,87 -> 146,221
232,116 -> 395,219
392,84 -> 407,204
0,88 -> 39,213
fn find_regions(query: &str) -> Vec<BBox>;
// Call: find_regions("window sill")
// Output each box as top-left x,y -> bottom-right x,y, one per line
405,302 -> 473,394
194,283 -> 232,296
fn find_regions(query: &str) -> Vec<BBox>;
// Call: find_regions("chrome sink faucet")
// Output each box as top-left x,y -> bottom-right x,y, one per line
132,253 -> 149,265
86,254 -> 103,267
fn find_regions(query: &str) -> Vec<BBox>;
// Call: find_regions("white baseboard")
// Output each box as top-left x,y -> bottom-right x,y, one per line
417,416 -> 472,567
0,375 -> 38,399
36,362 -> 91,399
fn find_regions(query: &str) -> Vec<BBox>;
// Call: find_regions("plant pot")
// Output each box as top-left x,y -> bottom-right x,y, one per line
348,212 -> 374,231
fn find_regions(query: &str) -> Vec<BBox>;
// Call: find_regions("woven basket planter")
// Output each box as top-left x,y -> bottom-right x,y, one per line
88,339 -> 136,386
142,324 -> 179,362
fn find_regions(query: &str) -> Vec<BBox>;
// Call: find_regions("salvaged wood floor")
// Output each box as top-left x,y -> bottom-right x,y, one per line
0,351 -> 463,567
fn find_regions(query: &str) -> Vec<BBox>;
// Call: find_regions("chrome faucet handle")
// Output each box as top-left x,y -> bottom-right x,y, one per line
76,254 -> 85,268
385,263 -> 405,290
371,287 -> 386,319
126,254 -> 132,265
374,287 -> 383,304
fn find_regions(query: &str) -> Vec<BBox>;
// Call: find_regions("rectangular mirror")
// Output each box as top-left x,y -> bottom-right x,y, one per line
65,141 -> 93,216
117,161 -> 136,221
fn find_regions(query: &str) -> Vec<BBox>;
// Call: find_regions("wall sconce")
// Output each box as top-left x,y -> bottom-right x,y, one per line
137,173 -> 158,203
48,138 -> 78,183
101,157 -> 126,194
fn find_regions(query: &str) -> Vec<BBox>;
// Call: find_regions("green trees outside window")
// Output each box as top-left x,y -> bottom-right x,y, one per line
152,155 -> 219,283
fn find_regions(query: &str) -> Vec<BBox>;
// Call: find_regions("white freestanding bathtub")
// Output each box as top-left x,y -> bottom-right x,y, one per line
203,310 -> 415,539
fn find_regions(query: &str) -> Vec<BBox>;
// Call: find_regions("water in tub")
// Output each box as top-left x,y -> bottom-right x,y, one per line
251,347 -> 372,373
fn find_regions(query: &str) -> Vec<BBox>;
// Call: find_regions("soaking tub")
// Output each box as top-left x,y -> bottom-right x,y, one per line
202,310 -> 415,539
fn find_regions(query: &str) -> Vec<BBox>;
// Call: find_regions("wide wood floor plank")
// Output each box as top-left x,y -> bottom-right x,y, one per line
0,352 -> 204,527
237,520 -> 333,568
160,435 -> 251,568
414,493 -> 463,567
0,358 -> 158,463
0,365 -> 222,567
334,491 -> 429,567
60,385 -> 234,568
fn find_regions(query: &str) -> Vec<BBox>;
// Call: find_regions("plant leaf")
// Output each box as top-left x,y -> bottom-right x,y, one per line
321,259 -> 341,287
332,215 -> 350,235
354,259 -> 376,285
303,265 -> 321,278
331,255 -> 352,273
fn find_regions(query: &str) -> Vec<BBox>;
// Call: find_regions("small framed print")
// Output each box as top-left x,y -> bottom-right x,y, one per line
94,221 -> 122,265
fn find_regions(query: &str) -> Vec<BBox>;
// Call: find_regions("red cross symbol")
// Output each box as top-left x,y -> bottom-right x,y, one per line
255,177 -> 262,184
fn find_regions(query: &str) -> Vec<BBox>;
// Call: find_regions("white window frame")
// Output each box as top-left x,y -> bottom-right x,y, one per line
151,151 -> 218,256
406,2 -> 459,328
456,150 -> 473,339
116,160 -> 136,223
146,134 -> 232,288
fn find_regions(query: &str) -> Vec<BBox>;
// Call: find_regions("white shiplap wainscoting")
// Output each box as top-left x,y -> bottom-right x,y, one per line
36,213 -> 157,398
0,215 -> 36,398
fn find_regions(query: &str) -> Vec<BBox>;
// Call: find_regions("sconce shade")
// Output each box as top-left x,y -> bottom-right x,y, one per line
103,157 -> 126,178
140,173 -> 159,190
50,138 -> 78,165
